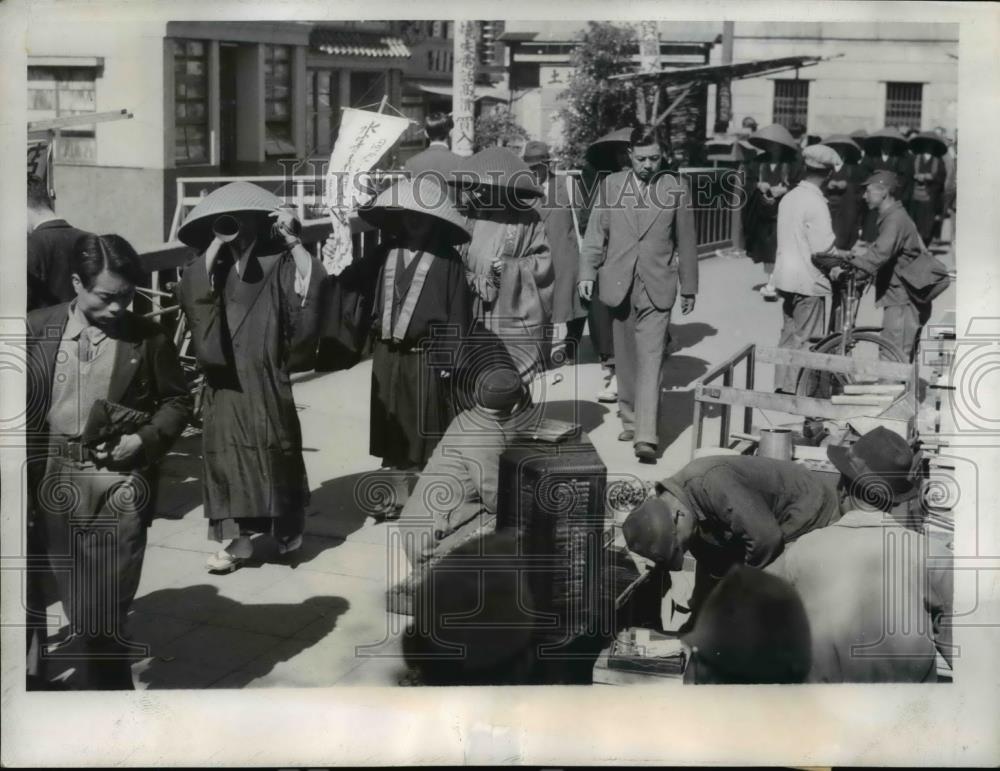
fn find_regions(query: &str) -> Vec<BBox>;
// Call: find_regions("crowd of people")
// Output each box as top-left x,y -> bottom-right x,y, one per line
22,107 -> 952,689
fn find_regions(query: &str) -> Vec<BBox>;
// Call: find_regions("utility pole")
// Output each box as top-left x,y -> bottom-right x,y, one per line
636,21 -> 661,126
717,21 -> 734,128
452,20 -> 477,156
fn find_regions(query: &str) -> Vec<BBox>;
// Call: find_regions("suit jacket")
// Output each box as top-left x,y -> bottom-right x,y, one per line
579,169 -> 698,311
26,303 -> 193,518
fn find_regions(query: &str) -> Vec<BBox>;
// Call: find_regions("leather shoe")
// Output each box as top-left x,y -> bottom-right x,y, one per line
634,442 -> 658,461
618,430 -> 635,442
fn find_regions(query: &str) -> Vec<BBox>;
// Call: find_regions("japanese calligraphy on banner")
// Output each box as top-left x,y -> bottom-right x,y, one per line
324,107 -> 411,214
27,137 -> 54,197
322,107 -> 411,275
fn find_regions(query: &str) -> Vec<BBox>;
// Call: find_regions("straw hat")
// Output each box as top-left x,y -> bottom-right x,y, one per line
451,147 -> 543,198
748,124 -> 800,161
908,131 -> 948,158
177,181 -> 286,251
821,134 -> 863,164
584,127 -> 633,169
863,127 -> 909,157
358,175 -> 471,245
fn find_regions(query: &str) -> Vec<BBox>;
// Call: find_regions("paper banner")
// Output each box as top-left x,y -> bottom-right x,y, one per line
322,107 -> 412,275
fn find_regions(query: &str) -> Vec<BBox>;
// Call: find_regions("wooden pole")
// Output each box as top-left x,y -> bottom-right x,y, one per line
452,20 -> 477,156
637,21 -> 660,127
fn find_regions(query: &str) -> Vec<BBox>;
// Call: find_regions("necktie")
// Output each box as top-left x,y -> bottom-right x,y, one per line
79,325 -> 105,363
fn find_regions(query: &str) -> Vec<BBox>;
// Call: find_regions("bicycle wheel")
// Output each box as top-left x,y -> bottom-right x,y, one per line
796,330 -> 907,399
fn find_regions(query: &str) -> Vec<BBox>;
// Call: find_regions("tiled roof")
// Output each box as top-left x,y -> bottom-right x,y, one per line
310,28 -> 410,58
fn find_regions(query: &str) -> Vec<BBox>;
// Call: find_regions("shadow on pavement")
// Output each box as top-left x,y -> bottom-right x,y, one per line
668,321 -> 718,354
129,586 -> 349,689
153,434 -> 206,522
542,399 -> 610,434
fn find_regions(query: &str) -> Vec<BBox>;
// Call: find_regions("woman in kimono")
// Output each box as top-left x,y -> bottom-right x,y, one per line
359,175 -> 472,474
177,182 -> 324,574
454,147 -> 554,386
745,124 -> 803,301
860,128 -> 913,241
906,132 -> 948,245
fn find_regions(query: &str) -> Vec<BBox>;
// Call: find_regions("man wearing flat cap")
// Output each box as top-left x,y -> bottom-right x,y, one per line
765,427 -> 954,682
772,143 -> 854,393
846,170 -> 933,361
622,454 -> 841,617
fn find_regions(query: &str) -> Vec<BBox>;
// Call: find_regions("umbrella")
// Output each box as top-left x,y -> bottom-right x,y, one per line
584,127 -> 633,172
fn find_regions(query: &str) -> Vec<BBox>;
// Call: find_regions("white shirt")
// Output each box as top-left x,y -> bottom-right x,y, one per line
773,180 -> 836,297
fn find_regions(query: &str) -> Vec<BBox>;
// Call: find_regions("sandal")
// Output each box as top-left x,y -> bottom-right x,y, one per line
206,549 -> 244,574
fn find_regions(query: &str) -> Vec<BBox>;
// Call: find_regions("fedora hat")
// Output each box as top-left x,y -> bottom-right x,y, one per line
827,426 -> 920,504
450,147 -> 543,198
821,134 -> 863,165
358,175 -> 471,245
177,181 -> 286,251
908,131 -> 948,158
682,565 -> 812,684
584,127 -> 633,170
748,124 -> 800,160
863,127 -> 909,157
522,140 -> 551,165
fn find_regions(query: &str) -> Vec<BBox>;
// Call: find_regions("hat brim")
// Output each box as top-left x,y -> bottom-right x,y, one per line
177,209 -> 285,252
357,206 -> 471,245
748,136 -> 799,160
909,137 -> 948,157
452,177 -> 544,198
863,136 -> 908,156
827,445 -> 919,504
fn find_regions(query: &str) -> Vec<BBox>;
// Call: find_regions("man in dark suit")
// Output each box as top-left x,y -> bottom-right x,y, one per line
27,175 -> 90,311
578,124 -> 698,461
26,234 -> 191,689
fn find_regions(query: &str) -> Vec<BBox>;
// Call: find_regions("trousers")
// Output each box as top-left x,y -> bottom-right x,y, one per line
882,302 -> 930,362
611,274 -> 671,447
39,451 -> 148,689
775,292 -> 826,393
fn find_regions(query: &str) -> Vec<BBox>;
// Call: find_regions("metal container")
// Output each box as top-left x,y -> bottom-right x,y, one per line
758,428 -> 794,461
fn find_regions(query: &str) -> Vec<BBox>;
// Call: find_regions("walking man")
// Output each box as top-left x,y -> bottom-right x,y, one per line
27,234 -> 191,688
579,124 -> 697,462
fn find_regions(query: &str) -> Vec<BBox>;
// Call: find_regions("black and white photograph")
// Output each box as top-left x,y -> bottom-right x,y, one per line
2,0 -> 998,767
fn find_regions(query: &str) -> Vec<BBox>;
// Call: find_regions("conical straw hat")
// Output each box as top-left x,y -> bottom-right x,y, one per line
748,124 -> 799,160
821,134 -> 863,164
358,175 -> 471,245
178,181 -> 285,251
584,127 -> 633,169
908,131 -> 948,158
450,147 -> 543,198
863,127 -> 908,156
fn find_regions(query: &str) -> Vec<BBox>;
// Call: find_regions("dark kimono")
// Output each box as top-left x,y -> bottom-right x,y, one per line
370,241 -> 471,470
743,160 -> 801,267
822,163 -> 864,250
178,246 -> 324,543
907,154 -> 946,244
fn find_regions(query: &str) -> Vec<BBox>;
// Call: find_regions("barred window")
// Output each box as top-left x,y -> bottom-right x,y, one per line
173,39 -> 209,165
29,66 -> 98,164
885,82 -> 923,130
306,69 -> 341,156
265,44 -> 295,156
772,79 -> 809,130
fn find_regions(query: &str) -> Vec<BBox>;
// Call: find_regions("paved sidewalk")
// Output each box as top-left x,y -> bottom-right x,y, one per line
36,252 -> 955,688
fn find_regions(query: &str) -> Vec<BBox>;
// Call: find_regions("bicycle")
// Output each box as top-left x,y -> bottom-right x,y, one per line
795,264 -> 907,399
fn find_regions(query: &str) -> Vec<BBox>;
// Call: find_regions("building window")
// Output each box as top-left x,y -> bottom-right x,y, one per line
28,66 -> 98,164
350,71 -> 384,107
306,69 -> 340,156
885,82 -> 923,130
772,79 -> 809,130
264,44 -> 295,156
172,40 -> 209,165
432,21 -> 443,38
